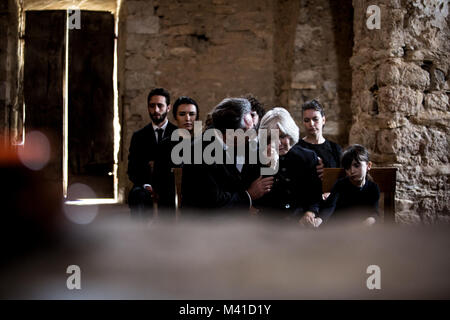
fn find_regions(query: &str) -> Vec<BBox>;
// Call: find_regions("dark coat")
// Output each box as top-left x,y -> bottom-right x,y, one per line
181,133 -> 260,211
127,121 -> 178,207
318,176 -> 380,224
254,144 -> 322,218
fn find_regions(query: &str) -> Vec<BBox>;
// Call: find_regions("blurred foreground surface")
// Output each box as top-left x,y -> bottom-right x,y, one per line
2,134 -> 448,299
1,206 -> 450,299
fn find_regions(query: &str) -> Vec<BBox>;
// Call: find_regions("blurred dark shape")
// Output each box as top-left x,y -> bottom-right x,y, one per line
1,213 -> 450,299
0,139 -> 63,265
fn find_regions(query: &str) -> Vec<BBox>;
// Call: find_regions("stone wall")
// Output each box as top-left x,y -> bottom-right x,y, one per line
0,0 -> 19,145
117,1 -> 127,202
283,0 -> 354,147
350,0 -> 449,223
0,1 -> 7,141
122,0 -> 275,122
120,0 -> 354,197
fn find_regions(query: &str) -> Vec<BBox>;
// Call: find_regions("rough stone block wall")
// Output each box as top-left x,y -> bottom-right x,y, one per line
117,2 -> 127,202
122,0 -> 275,121
286,0 -> 354,147
0,0 -> 19,146
0,1 -> 10,142
350,0 -> 449,223
121,0 -> 277,197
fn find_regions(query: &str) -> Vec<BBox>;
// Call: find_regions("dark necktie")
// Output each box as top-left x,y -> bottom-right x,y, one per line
156,128 -> 164,144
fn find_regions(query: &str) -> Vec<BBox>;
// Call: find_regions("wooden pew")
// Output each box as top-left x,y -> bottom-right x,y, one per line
322,167 -> 398,223
174,167 -> 398,223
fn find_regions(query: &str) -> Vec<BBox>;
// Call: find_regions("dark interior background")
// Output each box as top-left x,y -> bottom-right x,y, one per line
24,10 -> 65,188
24,10 -> 115,199
68,10 -> 114,199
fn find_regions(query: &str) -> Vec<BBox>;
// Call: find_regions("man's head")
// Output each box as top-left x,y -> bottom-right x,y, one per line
211,98 -> 253,134
172,96 -> 199,132
244,94 -> 266,129
147,88 -> 171,125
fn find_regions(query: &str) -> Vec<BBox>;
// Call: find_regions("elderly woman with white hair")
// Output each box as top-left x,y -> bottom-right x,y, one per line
255,107 -> 322,225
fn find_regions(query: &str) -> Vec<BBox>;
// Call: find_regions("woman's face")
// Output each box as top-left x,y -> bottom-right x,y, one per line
302,109 -> 325,138
175,104 -> 197,132
278,133 -> 292,156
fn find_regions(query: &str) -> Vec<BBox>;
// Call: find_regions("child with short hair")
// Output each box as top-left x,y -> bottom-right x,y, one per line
315,144 -> 380,227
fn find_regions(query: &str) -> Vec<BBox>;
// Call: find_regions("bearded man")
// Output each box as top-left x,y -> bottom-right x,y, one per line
127,87 -> 178,219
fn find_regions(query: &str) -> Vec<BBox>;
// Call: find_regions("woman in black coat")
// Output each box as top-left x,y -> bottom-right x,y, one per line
254,107 -> 322,225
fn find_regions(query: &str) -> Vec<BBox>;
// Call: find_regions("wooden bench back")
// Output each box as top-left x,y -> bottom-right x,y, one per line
173,167 -> 398,223
322,167 -> 398,223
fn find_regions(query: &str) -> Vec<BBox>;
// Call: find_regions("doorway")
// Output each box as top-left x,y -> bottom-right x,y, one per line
24,10 -> 116,201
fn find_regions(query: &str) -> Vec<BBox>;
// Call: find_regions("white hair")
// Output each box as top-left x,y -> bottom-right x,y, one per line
258,107 -> 300,145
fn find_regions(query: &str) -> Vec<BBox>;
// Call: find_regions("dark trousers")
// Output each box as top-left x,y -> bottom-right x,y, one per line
128,185 -> 176,221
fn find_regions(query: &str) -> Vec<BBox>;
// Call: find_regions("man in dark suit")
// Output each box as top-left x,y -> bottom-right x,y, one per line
181,98 -> 273,213
127,87 -> 178,219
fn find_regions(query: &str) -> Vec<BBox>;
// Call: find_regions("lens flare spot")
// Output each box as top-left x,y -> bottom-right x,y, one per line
64,183 -> 98,224
18,131 -> 51,171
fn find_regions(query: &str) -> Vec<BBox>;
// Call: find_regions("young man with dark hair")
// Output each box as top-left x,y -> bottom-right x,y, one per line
127,87 -> 178,219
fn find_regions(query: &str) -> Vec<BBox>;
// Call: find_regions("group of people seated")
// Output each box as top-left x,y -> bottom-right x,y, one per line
127,88 -> 380,227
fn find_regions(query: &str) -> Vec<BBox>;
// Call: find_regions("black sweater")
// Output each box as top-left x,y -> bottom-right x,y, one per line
319,176 -> 380,223
297,139 -> 342,168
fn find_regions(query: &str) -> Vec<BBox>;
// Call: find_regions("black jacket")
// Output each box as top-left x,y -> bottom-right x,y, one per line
254,144 -> 322,218
319,176 -> 380,223
181,132 -> 259,211
127,121 -> 178,206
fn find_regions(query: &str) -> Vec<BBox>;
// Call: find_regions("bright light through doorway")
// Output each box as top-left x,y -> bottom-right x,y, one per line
63,4 -> 122,205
